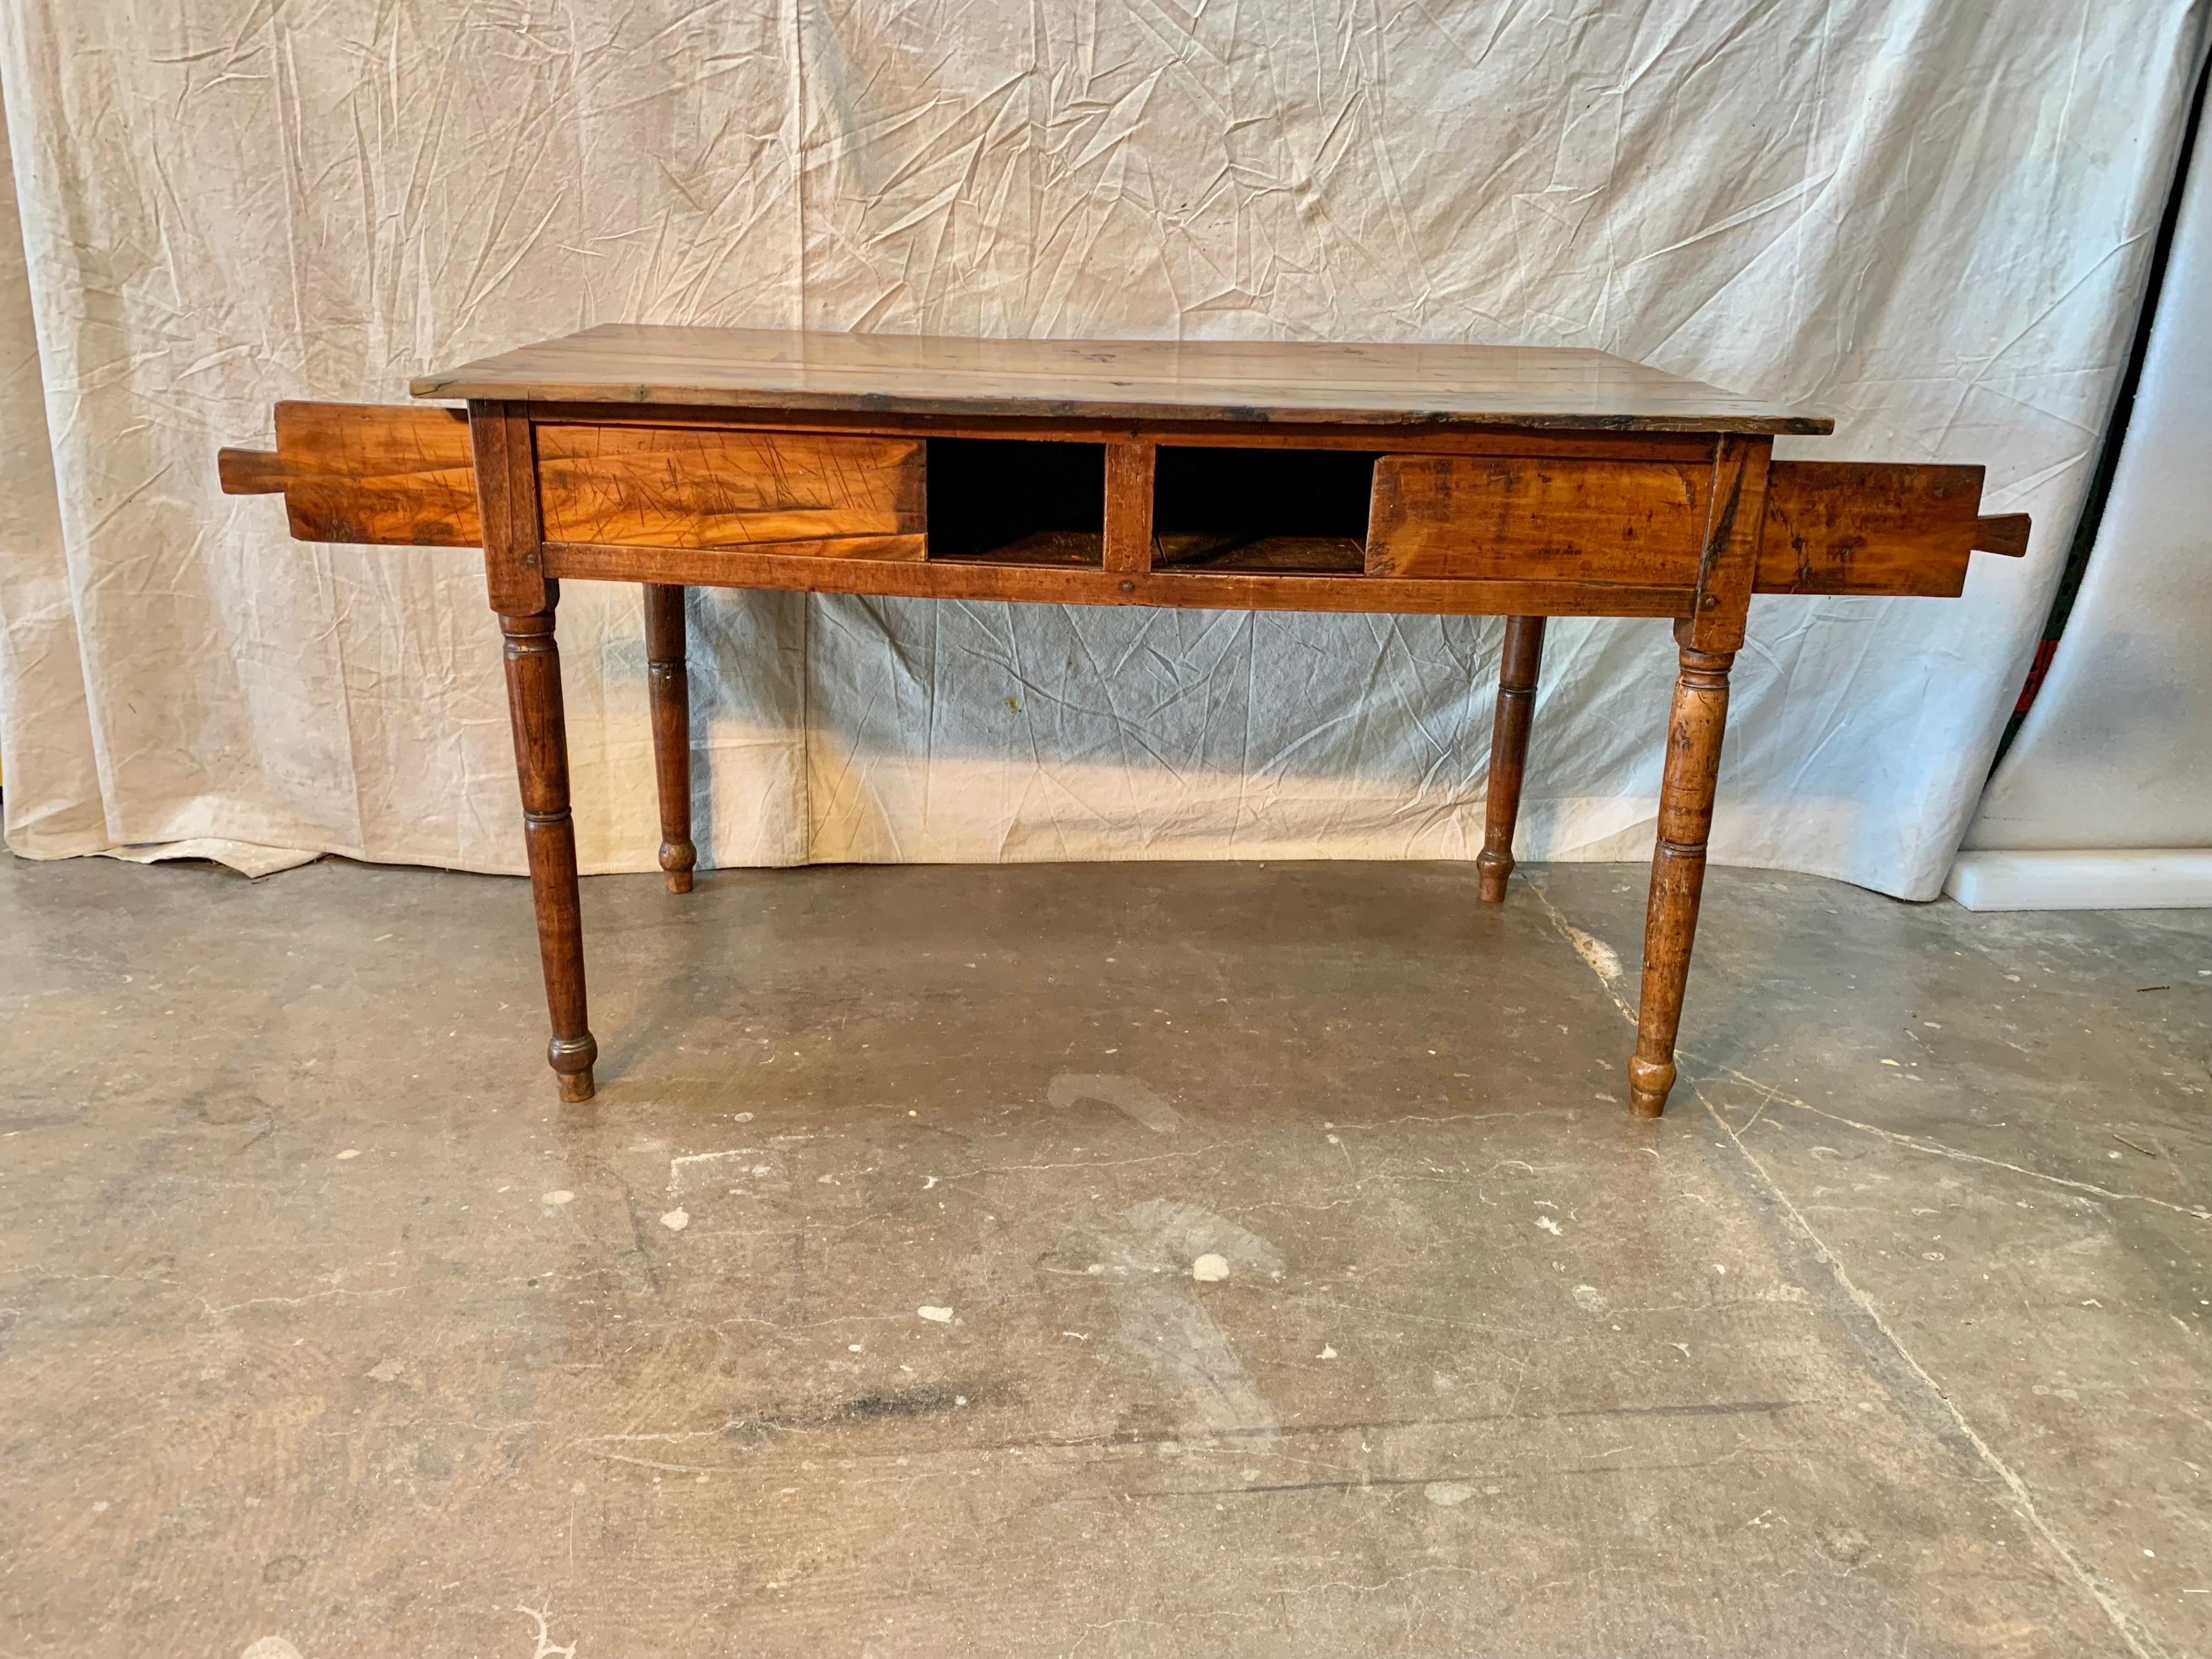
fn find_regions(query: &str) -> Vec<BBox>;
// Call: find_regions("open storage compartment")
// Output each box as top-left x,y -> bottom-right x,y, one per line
926,438 -> 1105,565
1154,445 -> 1378,573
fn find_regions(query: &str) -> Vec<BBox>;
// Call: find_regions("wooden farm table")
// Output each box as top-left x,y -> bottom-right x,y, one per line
219,326 -> 2029,1114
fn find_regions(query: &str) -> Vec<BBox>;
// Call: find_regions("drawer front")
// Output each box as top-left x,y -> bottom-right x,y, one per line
535,425 -> 927,559
1365,455 -> 1710,584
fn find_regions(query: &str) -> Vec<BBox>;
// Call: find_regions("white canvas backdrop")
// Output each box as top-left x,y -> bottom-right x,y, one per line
0,2 -> 2204,898
1966,99 -> 2212,858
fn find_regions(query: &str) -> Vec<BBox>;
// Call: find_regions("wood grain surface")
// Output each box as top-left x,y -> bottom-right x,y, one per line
470,403 -> 548,616
1366,456 -> 1709,583
535,424 -> 926,557
1755,461 -> 2006,596
1686,435 -> 1769,654
1102,442 -> 1156,573
513,404 -> 1731,459
218,402 -> 479,545
411,325 -> 1834,434
543,538 -> 1695,619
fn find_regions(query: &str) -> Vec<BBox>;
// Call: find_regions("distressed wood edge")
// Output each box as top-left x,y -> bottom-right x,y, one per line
894,438 -> 929,537
1685,435 -> 1770,653
472,400 -> 548,614
1363,453 -> 1413,577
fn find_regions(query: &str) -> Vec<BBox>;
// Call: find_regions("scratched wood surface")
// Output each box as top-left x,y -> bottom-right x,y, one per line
410,325 -> 1835,434
1365,456 -> 1711,584
535,424 -> 927,557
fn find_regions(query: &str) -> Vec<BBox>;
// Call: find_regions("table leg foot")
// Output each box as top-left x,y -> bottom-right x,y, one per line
1475,853 -> 1511,904
1627,1055 -> 1674,1118
550,1035 -> 599,1103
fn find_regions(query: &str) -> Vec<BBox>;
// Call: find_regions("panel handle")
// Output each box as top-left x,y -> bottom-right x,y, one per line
1973,513 -> 2031,557
216,447 -> 290,494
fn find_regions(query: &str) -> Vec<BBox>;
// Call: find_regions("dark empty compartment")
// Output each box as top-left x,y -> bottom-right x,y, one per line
1154,446 -> 1377,573
927,438 -> 1104,565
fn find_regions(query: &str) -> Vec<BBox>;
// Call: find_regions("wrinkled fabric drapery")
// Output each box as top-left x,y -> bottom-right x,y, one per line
0,3 -> 2203,898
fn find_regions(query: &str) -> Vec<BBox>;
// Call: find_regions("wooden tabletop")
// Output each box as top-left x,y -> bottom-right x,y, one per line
411,325 -> 1831,435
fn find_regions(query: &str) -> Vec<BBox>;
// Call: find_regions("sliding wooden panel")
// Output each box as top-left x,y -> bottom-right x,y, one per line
217,402 -> 479,545
534,425 -> 926,558
1753,461 -> 2026,596
1366,456 -> 1712,584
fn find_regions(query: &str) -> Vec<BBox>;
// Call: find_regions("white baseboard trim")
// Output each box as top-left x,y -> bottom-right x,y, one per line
1945,849 -> 2212,911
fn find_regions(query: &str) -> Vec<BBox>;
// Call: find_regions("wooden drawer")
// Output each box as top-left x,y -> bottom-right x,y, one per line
534,425 -> 927,560
1365,456 -> 1711,584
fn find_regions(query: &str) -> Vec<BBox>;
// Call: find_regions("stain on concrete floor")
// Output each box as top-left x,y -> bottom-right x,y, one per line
0,853 -> 2205,1657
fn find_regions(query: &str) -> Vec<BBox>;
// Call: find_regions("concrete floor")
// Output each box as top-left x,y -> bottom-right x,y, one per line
0,850 -> 2207,1659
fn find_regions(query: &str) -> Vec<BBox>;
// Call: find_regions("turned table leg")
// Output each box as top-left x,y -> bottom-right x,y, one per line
1629,625 -> 1734,1117
644,583 -> 697,894
501,589 -> 597,1103
1477,615 -> 1546,903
